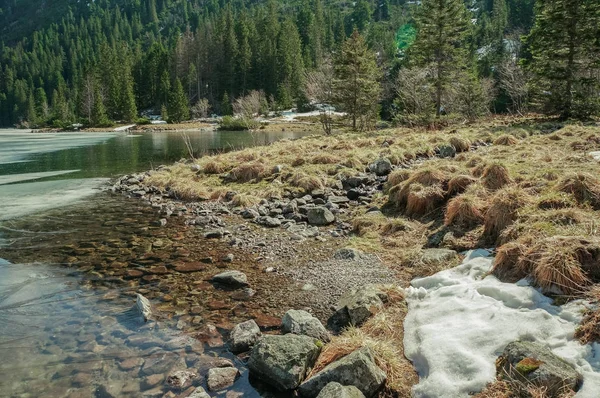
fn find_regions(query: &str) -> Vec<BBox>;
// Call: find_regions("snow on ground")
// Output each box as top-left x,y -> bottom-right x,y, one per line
404,249 -> 600,398
589,151 -> 600,161
0,170 -> 80,185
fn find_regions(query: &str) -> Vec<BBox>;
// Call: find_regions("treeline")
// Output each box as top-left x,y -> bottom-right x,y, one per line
0,0 -> 598,128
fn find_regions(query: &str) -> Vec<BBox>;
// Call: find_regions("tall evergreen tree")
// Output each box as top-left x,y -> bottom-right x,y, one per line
168,78 -> 190,122
409,0 -> 470,117
527,0 -> 600,119
333,29 -> 381,130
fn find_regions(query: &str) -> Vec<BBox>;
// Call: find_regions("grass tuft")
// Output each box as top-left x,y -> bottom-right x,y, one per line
448,174 -> 478,196
493,134 -> 519,146
556,173 -> 600,209
449,136 -> 472,152
406,183 -> 445,217
483,186 -> 529,244
482,163 -> 512,191
229,161 -> 268,183
445,194 -> 484,229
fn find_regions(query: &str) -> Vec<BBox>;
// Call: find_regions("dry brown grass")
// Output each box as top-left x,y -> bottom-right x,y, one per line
494,134 -> 519,146
386,169 -> 411,190
381,219 -> 411,236
445,194 -> 484,229
482,163 -> 512,191
483,186 -> 530,244
309,287 -> 417,397
231,193 -> 261,207
537,193 -> 577,210
448,174 -> 478,195
229,161 -> 268,183
388,168 -> 449,208
473,379 -> 512,398
491,242 -> 528,282
556,173 -> 600,209
406,183 -> 445,217
203,160 -> 227,174
291,157 -> 306,167
449,136 -> 472,152
352,212 -> 386,236
311,153 -> 341,164
289,172 -> 325,192
575,287 -> 600,344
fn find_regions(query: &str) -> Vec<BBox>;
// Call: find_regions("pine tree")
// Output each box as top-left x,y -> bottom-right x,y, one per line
168,78 -> 190,123
528,0 -> 600,119
276,19 -> 305,108
333,29 -> 381,131
91,84 -> 110,126
221,92 -> 232,115
409,0 -> 470,117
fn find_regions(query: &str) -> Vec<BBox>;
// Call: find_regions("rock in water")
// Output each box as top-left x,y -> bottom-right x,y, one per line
229,319 -> 262,353
166,370 -> 197,389
299,347 -> 386,398
248,334 -> 321,390
206,367 -> 240,391
497,341 -> 581,395
136,293 -> 152,322
188,387 -> 211,398
316,382 -> 365,398
281,310 -> 330,342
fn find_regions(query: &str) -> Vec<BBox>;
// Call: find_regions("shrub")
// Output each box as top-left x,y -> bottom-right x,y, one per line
219,115 -> 259,130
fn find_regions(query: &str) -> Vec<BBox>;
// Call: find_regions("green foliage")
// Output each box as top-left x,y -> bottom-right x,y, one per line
168,78 -> 190,123
219,115 -> 259,130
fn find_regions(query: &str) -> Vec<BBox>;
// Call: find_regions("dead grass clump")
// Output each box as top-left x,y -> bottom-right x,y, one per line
448,174 -> 478,195
483,186 -> 529,244
575,287 -> 600,344
472,379 -> 511,398
493,134 -> 519,146
386,170 -> 411,189
388,168 -> 448,208
449,136 -> 471,152
482,163 -> 512,191
537,193 -> 576,210
381,219 -> 411,236
203,160 -> 227,174
311,153 -> 341,164
289,172 -> 324,192
444,194 -> 484,229
291,157 -> 305,167
352,213 -> 385,236
341,156 -> 364,170
472,163 -> 489,178
406,183 -> 445,217
231,193 -> 261,207
229,161 -> 267,183
466,155 -> 484,167
236,152 -> 259,162
491,242 -> 527,282
556,173 -> 600,209
532,208 -> 587,226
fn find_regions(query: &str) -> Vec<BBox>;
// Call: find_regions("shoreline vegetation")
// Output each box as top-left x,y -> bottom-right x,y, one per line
115,114 -> 600,397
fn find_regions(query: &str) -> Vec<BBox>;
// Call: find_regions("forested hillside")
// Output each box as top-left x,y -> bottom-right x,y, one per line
0,0 -> 597,128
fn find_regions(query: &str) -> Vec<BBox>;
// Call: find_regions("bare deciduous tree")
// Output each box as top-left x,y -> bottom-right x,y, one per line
497,60 -> 529,115
304,58 -> 334,135
191,98 -> 211,119
232,90 -> 267,119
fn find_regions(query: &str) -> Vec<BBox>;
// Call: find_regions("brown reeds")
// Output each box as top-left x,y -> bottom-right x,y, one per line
482,163 -> 512,191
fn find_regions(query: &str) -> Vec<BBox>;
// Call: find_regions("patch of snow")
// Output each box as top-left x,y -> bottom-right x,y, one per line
404,249 -> 600,397
589,151 -> 600,161
0,170 -> 80,185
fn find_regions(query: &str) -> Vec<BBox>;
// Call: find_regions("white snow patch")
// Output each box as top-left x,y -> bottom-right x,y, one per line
404,249 -> 600,397
589,151 -> 600,161
0,170 -> 80,185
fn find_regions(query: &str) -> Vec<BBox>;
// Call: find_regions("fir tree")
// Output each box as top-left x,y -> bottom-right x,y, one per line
527,0 -> 600,119
168,78 -> 190,123
333,29 -> 381,131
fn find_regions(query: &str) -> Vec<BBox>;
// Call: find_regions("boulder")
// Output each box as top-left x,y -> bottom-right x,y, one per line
229,320 -> 262,354
282,310 -> 330,342
421,248 -> 457,264
328,195 -> 350,204
333,248 -> 364,261
204,230 -> 224,239
438,144 -> 456,158
497,341 -> 581,395
210,270 -> 248,287
316,382 -> 365,398
206,367 -> 240,391
299,347 -> 386,398
369,158 -> 392,176
327,285 -> 388,332
307,207 -> 335,226
247,334 -> 321,391
259,216 -> 282,228
188,387 -> 211,398
242,209 -> 260,219
165,370 -> 197,389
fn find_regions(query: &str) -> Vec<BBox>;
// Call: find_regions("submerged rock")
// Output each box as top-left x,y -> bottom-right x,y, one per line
206,366 -> 240,391
316,382 -> 365,398
188,387 -> 211,398
211,270 -> 248,287
299,347 -> 386,398
327,285 -> 388,332
135,293 -> 152,322
248,334 -> 321,390
281,310 -> 330,342
166,369 -> 197,389
229,319 -> 262,354
497,341 -> 581,395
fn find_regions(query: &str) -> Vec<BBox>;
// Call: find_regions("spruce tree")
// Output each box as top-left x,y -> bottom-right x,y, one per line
168,78 -> 190,123
528,0 -> 600,119
409,0 -> 470,117
333,29 -> 381,131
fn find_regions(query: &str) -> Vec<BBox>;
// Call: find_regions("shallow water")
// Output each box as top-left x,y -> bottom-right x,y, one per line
0,128 -> 309,397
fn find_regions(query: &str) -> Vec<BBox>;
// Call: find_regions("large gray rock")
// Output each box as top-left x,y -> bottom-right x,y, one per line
247,334 -> 321,391
498,341 -> 581,395
282,310 -> 331,343
421,248 -> 457,264
316,382 -> 365,398
327,285 -> 388,332
299,347 -> 386,398
369,158 -> 392,176
206,366 -> 240,391
307,207 -> 335,226
229,320 -> 262,353
333,248 -> 364,261
210,270 -> 248,287
438,144 -> 456,158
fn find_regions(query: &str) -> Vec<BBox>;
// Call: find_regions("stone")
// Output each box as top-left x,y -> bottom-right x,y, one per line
242,208 -> 260,219
229,320 -> 262,354
174,262 -> 206,273
421,248 -> 457,264
327,285 -> 388,332
207,367 -> 240,391
299,347 -> 386,398
497,341 -> 581,396
222,253 -> 234,262
307,207 -> 336,226
204,230 -> 224,239
166,370 -> 197,389
141,373 -> 165,389
328,195 -> 350,204
333,248 -> 364,261
211,270 -> 248,287
438,144 -> 456,158
282,310 -> 330,342
136,293 -> 152,321
316,382 -> 365,398
259,216 -> 282,228
272,164 -> 284,174
369,158 -> 392,176
188,387 -> 211,398
342,176 -> 368,190
346,189 -> 361,201
248,334 -> 322,390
